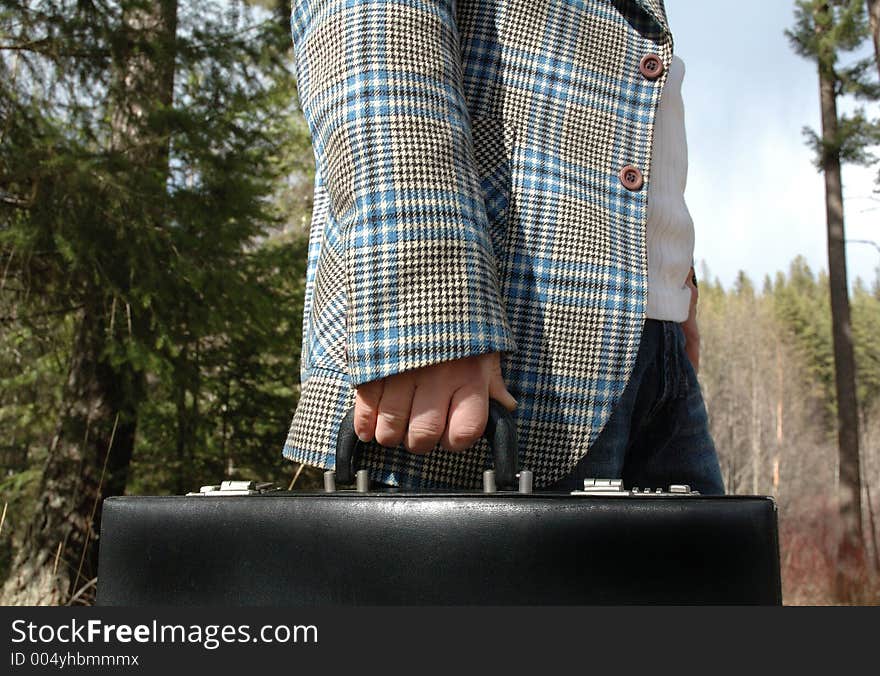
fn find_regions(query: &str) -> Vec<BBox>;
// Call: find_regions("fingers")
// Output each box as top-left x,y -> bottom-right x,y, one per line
353,352 -> 515,455
406,384 -> 450,454
373,372 -> 416,448
487,357 -> 517,412
354,379 -> 384,442
442,383 -> 488,452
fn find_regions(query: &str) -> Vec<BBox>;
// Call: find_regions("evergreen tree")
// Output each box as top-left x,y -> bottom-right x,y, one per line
868,0 -> 880,78
772,257 -> 836,429
698,263 -> 880,603
787,0 -> 877,602
852,277 -> 880,418
0,0 -> 302,604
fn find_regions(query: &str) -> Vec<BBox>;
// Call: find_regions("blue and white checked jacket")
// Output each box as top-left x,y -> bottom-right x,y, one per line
283,0 -> 674,488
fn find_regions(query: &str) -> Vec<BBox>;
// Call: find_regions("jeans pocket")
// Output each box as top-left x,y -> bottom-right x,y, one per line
671,322 -> 692,401
642,321 -> 687,420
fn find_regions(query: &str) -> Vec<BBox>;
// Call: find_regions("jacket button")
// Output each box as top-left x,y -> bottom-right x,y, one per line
639,54 -> 664,80
619,165 -> 644,191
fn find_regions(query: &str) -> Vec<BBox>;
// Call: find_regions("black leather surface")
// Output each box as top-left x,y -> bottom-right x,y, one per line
96,493 -> 781,606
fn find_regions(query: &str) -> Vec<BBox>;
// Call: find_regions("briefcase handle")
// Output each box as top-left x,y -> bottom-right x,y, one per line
335,399 -> 519,489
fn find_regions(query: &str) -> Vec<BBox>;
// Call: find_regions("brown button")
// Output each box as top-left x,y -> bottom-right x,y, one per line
619,165 -> 644,191
639,54 -> 664,80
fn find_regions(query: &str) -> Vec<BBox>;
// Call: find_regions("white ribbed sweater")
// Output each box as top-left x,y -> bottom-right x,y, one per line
645,55 -> 693,323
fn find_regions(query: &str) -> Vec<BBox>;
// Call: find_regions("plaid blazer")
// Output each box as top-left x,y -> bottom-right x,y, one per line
283,0 -> 674,488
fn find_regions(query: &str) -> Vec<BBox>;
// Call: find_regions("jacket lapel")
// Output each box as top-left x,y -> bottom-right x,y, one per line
629,0 -> 671,39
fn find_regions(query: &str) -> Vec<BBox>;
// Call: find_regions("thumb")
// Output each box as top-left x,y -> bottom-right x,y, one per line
486,355 -> 517,412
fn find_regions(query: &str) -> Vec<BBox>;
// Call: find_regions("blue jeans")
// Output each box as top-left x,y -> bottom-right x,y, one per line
545,319 -> 726,495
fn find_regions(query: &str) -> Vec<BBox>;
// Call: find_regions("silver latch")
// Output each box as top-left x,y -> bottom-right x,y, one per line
186,480 -> 276,496
574,478 -> 628,496
571,478 -> 700,497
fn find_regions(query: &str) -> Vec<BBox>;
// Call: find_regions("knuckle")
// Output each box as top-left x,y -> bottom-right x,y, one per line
354,408 -> 375,428
377,409 -> 408,429
406,421 -> 443,452
446,422 -> 484,451
353,402 -> 376,434
356,382 -> 382,406
356,391 -> 377,409
375,427 -> 404,448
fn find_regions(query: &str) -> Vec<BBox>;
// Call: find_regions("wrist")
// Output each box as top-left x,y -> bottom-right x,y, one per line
681,321 -> 700,341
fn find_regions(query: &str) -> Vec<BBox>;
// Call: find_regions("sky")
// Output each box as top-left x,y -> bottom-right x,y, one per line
666,0 -> 880,292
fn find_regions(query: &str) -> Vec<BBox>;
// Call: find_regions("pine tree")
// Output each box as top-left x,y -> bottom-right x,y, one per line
852,277 -> 880,419
772,257 -> 836,429
787,0 -> 877,602
868,0 -> 880,78
0,0 -> 301,604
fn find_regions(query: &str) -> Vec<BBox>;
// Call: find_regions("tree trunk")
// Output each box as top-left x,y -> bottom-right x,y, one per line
774,337 -> 783,492
816,4 -> 866,603
277,0 -> 292,41
110,0 -> 179,169
751,349 -> 761,495
868,0 -> 880,80
0,305 -> 140,605
0,0 -> 179,606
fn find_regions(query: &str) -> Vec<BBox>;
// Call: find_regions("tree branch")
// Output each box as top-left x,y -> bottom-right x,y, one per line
0,304 -> 84,324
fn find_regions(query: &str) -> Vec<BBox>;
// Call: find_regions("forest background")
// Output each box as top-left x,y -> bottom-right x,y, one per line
1,0 -> 879,606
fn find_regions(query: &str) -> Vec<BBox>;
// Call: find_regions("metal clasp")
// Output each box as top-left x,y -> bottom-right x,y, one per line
570,478 -> 700,497
186,480 -> 276,496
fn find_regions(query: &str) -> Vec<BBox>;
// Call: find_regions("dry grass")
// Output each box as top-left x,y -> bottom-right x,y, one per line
779,498 -> 880,605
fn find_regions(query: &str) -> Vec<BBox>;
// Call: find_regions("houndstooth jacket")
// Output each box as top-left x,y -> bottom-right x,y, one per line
283,0 -> 674,488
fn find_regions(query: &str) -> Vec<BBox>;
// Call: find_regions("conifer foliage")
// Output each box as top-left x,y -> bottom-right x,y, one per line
787,0 -> 880,603
0,0 -> 308,605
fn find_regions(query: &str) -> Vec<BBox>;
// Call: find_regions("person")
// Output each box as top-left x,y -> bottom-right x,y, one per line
283,0 -> 725,494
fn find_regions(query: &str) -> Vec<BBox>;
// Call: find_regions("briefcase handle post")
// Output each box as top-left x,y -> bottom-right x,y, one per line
335,399 -> 519,489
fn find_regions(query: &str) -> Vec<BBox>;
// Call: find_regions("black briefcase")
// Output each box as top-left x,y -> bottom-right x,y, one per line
97,404 -> 782,606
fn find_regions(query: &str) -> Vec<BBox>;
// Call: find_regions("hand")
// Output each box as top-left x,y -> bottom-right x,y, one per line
353,352 -> 517,454
680,266 -> 700,375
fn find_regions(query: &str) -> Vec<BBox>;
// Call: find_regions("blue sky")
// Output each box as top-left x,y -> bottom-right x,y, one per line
666,0 -> 880,292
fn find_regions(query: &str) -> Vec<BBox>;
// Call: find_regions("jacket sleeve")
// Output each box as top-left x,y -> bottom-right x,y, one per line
290,0 -> 516,386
